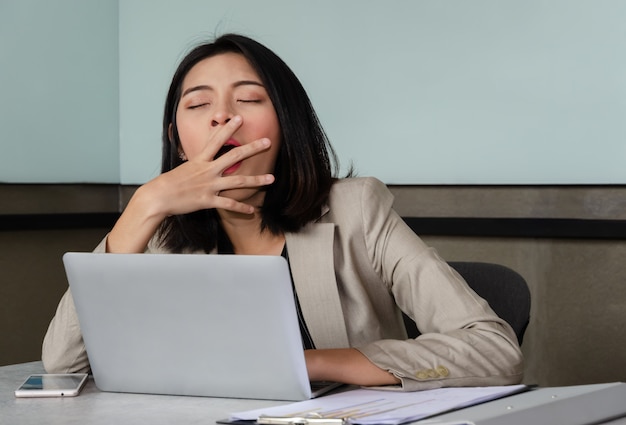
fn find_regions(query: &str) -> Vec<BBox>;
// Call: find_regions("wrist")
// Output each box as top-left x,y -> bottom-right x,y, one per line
304,348 -> 400,386
131,182 -> 170,223
106,184 -> 167,253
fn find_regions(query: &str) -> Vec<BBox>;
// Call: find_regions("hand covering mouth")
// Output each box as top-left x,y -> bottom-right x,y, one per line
215,140 -> 240,159
215,144 -> 236,159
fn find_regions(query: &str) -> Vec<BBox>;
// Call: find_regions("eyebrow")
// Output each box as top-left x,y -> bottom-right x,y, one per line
181,80 -> 265,97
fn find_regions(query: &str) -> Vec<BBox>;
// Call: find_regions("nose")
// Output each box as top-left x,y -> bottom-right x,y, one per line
210,108 -> 233,127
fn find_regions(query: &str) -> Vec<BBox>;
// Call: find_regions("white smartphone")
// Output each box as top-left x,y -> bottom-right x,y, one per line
14,373 -> 89,398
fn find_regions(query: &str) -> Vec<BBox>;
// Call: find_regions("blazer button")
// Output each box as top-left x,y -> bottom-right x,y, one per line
427,369 -> 438,378
436,365 -> 450,377
415,371 -> 428,380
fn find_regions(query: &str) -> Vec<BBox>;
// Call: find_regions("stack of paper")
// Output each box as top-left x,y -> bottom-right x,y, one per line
229,385 -> 527,425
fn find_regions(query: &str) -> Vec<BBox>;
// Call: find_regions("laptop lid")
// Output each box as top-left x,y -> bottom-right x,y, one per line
63,252 -> 316,401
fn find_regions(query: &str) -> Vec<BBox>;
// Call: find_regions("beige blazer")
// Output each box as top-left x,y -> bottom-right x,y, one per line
42,177 -> 523,391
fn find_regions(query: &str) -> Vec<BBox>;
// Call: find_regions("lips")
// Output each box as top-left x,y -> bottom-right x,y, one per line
218,139 -> 242,174
216,139 -> 240,159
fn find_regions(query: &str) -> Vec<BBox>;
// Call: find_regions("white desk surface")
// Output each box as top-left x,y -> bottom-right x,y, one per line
1,361 -> 282,425
2,361 -> 625,425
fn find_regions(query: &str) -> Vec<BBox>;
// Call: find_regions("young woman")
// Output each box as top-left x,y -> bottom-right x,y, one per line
43,33 -> 523,391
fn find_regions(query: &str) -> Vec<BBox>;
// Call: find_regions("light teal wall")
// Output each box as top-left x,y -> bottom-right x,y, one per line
0,0 -> 119,183
118,0 -> 626,185
3,1 -> 626,184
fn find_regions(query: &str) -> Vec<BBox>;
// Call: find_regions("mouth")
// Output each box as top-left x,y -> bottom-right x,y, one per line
215,139 -> 240,159
217,139 -> 243,175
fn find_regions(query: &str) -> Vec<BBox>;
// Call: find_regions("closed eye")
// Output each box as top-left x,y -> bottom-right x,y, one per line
188,103 -> 210,109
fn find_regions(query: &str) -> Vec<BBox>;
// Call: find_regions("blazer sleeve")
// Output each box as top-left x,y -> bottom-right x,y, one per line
41,288 -> 90,373
41,237 -> 109,373
352,178 -> 524,391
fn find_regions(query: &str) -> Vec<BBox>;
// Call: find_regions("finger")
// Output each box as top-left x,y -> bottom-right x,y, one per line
214,173 -> 275,194
212,196 -> 256,215
197,115 -> 243,161
210,175 -> 275,215
214,138 -> 272,174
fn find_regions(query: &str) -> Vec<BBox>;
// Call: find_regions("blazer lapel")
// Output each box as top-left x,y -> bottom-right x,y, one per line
286,223 -> 350,349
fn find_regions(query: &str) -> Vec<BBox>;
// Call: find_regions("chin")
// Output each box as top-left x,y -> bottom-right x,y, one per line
220,188 -> 266,205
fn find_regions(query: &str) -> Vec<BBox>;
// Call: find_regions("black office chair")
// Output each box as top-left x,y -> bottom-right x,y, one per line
403,262 -> 531,345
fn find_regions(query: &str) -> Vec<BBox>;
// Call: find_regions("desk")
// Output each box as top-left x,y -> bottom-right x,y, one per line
2,362 -> 625,425
1,362 -> 282,425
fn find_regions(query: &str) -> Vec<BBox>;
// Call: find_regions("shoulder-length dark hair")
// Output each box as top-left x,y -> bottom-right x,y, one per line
158,33 -> 343,253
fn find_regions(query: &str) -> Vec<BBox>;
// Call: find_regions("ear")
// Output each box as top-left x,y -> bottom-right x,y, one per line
168,123 -> 174,142
168,123 -> 187,161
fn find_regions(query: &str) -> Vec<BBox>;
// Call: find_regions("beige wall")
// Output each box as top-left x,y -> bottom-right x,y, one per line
1,184 -> 625,387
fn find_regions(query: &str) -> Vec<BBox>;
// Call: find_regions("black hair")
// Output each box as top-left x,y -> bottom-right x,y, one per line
158,33 -> 346,253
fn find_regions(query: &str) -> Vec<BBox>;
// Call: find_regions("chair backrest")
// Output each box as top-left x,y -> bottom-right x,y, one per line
403,262 -> 531,345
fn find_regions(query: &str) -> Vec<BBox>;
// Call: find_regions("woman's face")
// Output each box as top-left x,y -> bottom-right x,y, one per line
175,52 -> 281,203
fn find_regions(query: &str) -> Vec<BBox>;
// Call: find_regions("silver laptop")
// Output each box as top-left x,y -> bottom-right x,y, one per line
63,252 -> 340,401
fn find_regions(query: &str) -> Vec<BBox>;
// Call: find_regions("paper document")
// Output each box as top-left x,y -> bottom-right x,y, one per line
230,384 -> 527,425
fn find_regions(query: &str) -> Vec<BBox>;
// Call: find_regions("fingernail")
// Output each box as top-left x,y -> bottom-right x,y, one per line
232,115 -> 242,124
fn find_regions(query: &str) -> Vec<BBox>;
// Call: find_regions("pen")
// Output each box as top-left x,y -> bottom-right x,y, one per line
257,415 -> 346,425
